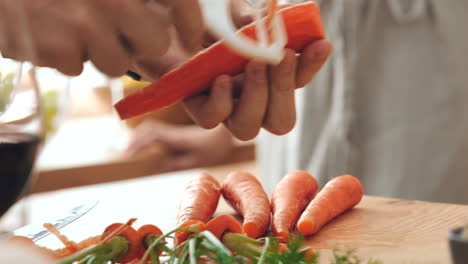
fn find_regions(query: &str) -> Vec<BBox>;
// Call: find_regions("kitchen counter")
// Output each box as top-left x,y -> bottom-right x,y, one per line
21,161 -> 468,263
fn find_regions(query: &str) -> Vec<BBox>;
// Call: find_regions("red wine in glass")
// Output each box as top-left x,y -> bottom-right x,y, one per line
0,132 -> 40,217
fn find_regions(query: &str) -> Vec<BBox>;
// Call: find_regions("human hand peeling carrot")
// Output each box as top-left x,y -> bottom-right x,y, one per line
125,1 -> 332,141
184,40 -> 332,140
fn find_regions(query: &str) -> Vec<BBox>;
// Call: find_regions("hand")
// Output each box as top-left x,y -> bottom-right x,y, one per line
183,39 -> 332,141
129,0 -> 333,141
126,120 -> 235,170
0,0 -> 204,77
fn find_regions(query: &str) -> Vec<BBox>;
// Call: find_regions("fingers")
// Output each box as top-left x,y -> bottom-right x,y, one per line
263,49 -> 297,135
76,15 -> 131,77
230,0 -> 255,28
183,75 -> 234,129
101,0 -> 171,60
32,33 -> 85,76
158,0 -> 204,52
132,27 -> 191,82
296,39 -> 333,88
224,61 -> 269,141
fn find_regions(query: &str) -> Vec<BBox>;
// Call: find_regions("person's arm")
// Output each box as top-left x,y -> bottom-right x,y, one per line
0,0 -> 204,77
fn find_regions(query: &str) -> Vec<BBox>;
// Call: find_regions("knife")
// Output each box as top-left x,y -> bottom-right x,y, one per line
0,200 -> 98,242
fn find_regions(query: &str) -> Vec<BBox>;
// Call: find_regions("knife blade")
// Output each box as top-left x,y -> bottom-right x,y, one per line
0,200 -> 98,242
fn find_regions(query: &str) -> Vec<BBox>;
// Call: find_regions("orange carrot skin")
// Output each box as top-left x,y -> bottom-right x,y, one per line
177,173 -> 221,227
115,2 -> 326,120
101,223 -> 141,263
222,171 -> 271,238
297,175 -> 364,236
206,215 -> 242,239
271,170 -> 318,242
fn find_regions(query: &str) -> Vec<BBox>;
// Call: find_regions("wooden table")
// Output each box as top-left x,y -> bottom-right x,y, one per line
20,161 -> 468,264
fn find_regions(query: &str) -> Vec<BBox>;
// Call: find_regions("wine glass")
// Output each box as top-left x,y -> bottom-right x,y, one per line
0,61 -> 43,219
31,65 -> 71,141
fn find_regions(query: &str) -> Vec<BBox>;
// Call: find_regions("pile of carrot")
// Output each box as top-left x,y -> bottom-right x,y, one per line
173,169 -> 363,244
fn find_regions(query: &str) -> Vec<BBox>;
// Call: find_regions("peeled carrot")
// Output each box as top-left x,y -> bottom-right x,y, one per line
114,2 -> 325,120
271,170 -> 318,242
101,222 -> 141,263
206,215 -> 242,239
222,171 -> 271,238
297,175 -> 364,236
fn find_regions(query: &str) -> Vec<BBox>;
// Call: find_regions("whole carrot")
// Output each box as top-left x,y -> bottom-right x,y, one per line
297,175 -> 364,236
271,170 -> 318,242
175,173 -> 221,243
115,2 -> 325,120
222,171 -> 271,238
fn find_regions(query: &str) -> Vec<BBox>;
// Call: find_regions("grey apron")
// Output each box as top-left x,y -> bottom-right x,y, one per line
258,0 -> 468,204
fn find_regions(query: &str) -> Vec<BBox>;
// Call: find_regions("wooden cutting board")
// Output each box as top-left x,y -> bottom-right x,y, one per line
300,196 -> 468,264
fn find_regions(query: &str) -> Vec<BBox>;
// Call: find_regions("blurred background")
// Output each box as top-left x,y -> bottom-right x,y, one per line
0,61 -> 256,231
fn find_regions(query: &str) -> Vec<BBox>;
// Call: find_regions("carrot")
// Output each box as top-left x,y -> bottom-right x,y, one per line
174,220 -> 208,245
174,173 -> 219,241
137,224 -> 163,257
175,173 -> 220,245
277,243 -> 288,253
222,171 -> 271,238
297,175 -> 364,236
137,224 -> 163,241
271,170 -> 318,242
101,222 -> 141,263
114,2 -> 326,120
206,215 -> 242,239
